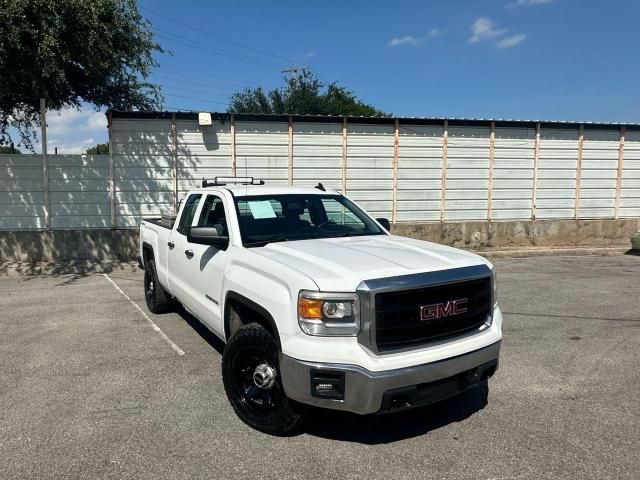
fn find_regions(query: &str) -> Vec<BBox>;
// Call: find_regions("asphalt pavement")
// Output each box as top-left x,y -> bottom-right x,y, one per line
1,255 -> 638,479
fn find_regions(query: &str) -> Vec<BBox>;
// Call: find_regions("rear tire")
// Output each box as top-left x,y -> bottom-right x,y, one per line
144,259 -> 174,314
222,323 -> 305,436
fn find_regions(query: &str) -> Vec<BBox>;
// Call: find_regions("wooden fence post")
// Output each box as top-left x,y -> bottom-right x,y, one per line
440,120 -> 448,223
531,123 -> 540,220
230,114 -> 236,176
171,113 -> 178,215
574,125 -> 584,219
108,110 -> 115,229
614,126 -> 625,219
341,118 -> 348,194
40,98 -> 50,230
487,121 -> 496,221
392,118 -> 399,224
288,115 -> 293,185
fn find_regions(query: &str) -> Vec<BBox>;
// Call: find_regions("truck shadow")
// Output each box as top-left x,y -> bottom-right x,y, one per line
176,306 -> 226,355
174,305 -> 489,444
304,382 -> 489,444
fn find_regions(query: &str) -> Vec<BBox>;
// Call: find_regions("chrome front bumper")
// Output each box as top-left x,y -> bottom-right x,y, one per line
279,340 -> 501,415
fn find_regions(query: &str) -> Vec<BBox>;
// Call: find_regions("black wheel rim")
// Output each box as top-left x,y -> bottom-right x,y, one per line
231,347 -> 282,414
144,268 -> 155,305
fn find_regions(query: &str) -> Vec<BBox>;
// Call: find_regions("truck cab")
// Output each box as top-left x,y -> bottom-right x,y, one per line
139,177 -> 502,435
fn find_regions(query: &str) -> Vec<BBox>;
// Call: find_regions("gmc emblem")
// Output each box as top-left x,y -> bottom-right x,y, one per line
420,298 -> 468,321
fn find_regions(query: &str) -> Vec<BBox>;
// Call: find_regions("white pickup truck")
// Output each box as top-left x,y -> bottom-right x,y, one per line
139,177 -> 502,435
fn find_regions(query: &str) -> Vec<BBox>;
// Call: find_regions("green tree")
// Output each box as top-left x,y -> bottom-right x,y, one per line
229,69 -> 389,117
85,142 -> 109,155
0,0 -> 163,149
0,145 -> 21,154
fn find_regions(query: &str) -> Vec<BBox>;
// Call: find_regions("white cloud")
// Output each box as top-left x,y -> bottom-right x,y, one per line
507,0 -> 555,7
302,51 -> 316,59
46,109 -> 84,134
388,29 -> 441,47
42,107 -> 107,154
468,17 -> 527,48
46,108 -> 106,133
84,111 -> 108,130
41,138 -> 96,155
388,35 -> 423,47
469,17 -> 508,44
5,106 -> 107,153
496,33 -> 528,48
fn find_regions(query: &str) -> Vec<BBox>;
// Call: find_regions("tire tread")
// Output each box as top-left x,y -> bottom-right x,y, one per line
222,323 -> 305,436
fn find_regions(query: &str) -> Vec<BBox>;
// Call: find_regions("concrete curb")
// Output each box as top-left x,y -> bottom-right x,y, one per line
0,261 -> 139,276
1,246 -> 636,275
476,246 -> 633,259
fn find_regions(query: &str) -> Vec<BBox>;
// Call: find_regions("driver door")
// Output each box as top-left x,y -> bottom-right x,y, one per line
168,193 -> 202,311
182,193 -> 231,337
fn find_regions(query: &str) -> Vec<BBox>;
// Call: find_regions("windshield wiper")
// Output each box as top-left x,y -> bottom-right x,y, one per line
243,236 -> 290,247
321,232 -> 353,238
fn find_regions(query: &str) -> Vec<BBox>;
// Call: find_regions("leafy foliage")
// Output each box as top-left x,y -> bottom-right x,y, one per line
0,0 -> 163,149
0,145 -> 21,154
85,142 -> 109,155
229,69 -> 389,117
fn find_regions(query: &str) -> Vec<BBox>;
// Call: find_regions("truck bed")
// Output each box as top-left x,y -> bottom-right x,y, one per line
143,214 -> 176,230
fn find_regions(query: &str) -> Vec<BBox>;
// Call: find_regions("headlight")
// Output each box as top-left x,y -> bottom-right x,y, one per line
298,291 -> 359,336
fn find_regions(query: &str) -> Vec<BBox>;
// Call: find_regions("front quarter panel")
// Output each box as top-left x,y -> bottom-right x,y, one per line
222,249 -> 318,340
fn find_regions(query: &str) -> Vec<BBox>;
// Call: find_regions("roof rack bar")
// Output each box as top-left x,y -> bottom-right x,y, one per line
201,176 -> 265,187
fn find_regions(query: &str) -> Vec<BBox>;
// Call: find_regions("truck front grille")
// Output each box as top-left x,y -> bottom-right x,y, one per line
374,277 -> 491,352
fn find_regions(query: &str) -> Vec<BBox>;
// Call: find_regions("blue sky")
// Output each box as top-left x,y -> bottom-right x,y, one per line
36,0 -> 640,153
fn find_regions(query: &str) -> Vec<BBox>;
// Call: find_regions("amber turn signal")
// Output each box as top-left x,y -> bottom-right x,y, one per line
298,297 -> 323,319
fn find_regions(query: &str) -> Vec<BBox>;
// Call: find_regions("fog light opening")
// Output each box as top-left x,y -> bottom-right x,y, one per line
310,370 -> 345,400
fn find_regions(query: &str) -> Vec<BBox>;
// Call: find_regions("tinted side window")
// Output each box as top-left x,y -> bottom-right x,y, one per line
197,195 -> 229,235
321,198 -> 364,228
177,194 -> 202,235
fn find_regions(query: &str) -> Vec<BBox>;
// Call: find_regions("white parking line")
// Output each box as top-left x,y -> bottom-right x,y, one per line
103,273 -> 185,356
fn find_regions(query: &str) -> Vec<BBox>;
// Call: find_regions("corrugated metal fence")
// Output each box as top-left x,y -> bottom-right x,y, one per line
1,113 -> 639,230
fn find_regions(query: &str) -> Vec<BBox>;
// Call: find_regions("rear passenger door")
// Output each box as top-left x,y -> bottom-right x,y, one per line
167,193 -> 202,308
182,193 -> 232,336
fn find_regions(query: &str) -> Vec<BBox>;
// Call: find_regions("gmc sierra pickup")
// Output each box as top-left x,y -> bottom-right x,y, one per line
139,177 -> 502,435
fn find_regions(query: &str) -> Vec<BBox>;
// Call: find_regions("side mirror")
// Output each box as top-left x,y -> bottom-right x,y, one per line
187,226 -> 229,249
376,217 -> 391,231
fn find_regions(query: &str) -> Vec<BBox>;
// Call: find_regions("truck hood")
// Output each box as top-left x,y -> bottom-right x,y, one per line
252,234 -> 491,291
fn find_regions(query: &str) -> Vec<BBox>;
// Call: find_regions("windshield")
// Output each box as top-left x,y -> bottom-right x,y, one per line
234,194 -> 385,247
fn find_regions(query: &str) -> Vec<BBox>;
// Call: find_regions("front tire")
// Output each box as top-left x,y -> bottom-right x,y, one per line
222,323 -> 305,436
144,259 -> 174,314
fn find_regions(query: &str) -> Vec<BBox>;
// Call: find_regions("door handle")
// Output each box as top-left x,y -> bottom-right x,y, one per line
168,241 -> 175,249
184,249 -> 194,259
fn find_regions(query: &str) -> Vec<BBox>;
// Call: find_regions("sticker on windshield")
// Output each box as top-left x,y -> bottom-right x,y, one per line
248,200 -> 277,219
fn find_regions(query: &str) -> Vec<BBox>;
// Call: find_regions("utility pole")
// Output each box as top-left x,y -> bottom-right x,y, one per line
281,66 -> 309,77
40,98 -> 50,229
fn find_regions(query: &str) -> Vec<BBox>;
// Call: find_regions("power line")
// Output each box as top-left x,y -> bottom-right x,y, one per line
154,31 -> 284,70
153,26 -> 287,69
151,74 -> 239,92
161,86 -> 234,99
162,93 -> 229,106
152,69 -> 248,89
165,105 -> 199,112
282,65 -> 329,85
160,62 -> 242,83
149,72 -> 258,90
142,6 -> 331,91
153,66 -> 279,90
160,63 -> 244,83
142,6 -> 299,65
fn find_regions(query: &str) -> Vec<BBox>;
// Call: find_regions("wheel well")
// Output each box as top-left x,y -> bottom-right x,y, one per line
224,293 -> 281,349
142,243 -> 154,263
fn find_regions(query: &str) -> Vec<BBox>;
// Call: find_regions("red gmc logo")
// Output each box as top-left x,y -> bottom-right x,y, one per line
420,298 -> 468,321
